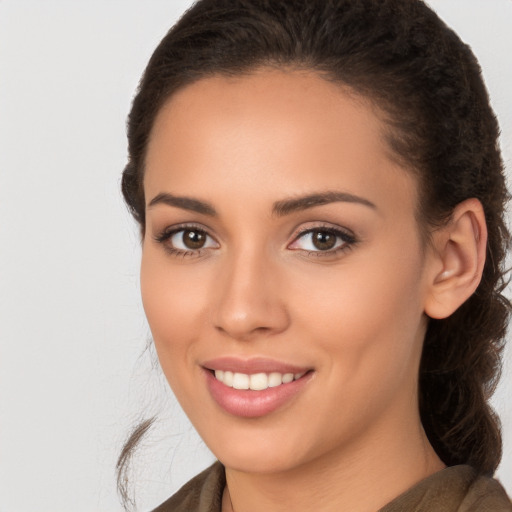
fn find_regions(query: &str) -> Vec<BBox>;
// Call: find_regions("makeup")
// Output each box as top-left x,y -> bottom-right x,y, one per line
141,68 -> 433,477
202,358 -> 313,418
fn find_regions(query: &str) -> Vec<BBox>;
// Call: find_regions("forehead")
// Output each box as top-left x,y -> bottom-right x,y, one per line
144,68 -> 417,217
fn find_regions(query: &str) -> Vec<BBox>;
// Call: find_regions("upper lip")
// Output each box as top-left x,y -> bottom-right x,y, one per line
202,356 -> 311,375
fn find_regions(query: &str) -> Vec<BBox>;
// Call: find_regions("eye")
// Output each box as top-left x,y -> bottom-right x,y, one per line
170,229 -> 216,250
288,227 -> 355,254
155,225 -> 219,255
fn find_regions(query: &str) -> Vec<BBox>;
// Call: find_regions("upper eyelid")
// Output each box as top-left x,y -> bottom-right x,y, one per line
290,222 -> 356,240
287,223 -> 357,252
154,224 -> 219,256
153,221 -> 356,247
154,222 -> 215,240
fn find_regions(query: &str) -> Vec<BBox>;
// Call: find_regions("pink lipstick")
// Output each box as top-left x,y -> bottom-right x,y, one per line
202,357 -> 313,418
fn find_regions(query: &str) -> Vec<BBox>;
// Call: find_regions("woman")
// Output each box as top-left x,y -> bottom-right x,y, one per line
119,0 -> 512,510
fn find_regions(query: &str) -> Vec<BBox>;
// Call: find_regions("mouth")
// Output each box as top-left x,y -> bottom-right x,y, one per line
202,357 -> 314,418
210,369 -> 308,391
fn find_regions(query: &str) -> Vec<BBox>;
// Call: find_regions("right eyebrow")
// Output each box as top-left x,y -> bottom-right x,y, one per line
147,192 -> 217,216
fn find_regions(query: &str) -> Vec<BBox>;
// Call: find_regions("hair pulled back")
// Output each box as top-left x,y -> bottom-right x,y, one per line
120,0 -> 510,502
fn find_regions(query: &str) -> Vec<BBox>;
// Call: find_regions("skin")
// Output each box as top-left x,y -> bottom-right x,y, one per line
141,69 -> 486,512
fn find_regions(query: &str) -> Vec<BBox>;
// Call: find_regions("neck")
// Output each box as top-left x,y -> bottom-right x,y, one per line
222,415 -> 445,512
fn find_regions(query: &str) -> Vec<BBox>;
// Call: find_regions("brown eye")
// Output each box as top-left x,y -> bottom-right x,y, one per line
159,227 -> 219,253
182,229 -> 207,249
311,230 -> 337,250
288,226 -> 356,254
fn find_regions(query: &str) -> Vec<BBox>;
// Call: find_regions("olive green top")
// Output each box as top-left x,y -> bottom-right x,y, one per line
152,462 -> 512,512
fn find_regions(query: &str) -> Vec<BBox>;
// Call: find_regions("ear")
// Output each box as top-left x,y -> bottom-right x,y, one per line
424,198 -> 487,320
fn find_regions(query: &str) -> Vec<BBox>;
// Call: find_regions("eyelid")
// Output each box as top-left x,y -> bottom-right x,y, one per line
289,221 -> 356,241
153,222 -> 220,256
287,223 -> 357,254
154,221 -> 214,238
152,221 -> 356,258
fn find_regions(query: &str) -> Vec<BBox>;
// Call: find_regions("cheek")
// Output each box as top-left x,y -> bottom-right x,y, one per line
140,246 -> 208,369
295,235 -> 427,387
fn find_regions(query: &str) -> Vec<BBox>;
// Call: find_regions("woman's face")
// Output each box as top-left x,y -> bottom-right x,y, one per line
141,69 -> 436,474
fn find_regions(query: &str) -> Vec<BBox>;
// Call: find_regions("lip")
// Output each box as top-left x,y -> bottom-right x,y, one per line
202,357 -> 314,418
202,356 -> 310,375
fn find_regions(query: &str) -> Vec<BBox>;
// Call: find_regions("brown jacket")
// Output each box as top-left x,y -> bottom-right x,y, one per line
153,462 -> 512,512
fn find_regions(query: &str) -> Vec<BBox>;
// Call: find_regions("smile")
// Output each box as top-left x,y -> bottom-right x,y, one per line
203,359 -> 314,418
214,370 -> 306,390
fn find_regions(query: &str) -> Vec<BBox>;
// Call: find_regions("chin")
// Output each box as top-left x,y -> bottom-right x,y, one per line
199,421 -> 317,475
218,447 -> 302,475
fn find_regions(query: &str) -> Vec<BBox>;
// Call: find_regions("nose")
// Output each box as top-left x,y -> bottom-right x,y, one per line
212,248 -> 290,341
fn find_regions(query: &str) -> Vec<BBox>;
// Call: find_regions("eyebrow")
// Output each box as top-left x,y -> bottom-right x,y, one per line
148,192 -> 217,216
272,191 -> 376,217
147,190 -> 376,217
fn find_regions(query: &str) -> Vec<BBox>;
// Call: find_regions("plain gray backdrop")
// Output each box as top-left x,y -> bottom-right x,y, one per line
0,1 -> 511,511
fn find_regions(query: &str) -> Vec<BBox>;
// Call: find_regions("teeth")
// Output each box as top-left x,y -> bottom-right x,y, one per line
250,373 -> 268,391
213,370 -> 306,390
268,372 -> 282,388
224,371 -> 233,387
282,373 -> 294,384
233,373 -> 249,390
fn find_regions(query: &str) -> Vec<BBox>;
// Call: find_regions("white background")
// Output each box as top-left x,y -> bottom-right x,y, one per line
0,1 -> 511,511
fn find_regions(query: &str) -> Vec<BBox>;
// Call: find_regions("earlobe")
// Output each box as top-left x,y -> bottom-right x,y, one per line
424,198 -> 487,320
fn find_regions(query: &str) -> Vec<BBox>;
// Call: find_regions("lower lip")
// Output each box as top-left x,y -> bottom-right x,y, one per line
204,369 -> 313,418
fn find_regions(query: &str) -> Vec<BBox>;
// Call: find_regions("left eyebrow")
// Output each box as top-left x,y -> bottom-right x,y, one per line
272,191 -> 377,217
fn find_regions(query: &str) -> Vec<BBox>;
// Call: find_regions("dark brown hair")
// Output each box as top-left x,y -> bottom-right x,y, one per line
119,0 -> 510,507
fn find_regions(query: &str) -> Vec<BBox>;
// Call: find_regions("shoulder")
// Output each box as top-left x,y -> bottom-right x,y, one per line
380,465 -> 512,512
151,462 -> 225,512
460,470 -> 512,512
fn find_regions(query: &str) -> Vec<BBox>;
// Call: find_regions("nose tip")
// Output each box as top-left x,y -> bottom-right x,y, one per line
214,311 -> 277,340
212,260 -> 290,341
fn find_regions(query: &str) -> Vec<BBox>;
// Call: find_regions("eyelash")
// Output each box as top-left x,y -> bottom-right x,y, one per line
289,224 -> 357,258
153,223 -> 357,259
154,223 -> 216,258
